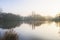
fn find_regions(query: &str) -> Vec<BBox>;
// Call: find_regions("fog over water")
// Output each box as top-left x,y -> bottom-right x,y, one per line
0,0 -> 60,40
0,21 -> 60,40
0,12 -> 59,40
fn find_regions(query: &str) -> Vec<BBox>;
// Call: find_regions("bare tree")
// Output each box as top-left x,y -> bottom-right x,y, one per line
0,8 -> 3,13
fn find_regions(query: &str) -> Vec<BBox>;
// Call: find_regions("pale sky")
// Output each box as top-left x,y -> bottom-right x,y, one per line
0,0 -> 60,17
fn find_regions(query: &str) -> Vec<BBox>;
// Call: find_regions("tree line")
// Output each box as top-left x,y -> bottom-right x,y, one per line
0,12 -> 60,29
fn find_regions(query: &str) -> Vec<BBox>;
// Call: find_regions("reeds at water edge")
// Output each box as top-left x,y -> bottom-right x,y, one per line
1,29 -> 19,40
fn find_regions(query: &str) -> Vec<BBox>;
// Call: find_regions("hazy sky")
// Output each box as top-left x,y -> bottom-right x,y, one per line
0,0 -> 60,16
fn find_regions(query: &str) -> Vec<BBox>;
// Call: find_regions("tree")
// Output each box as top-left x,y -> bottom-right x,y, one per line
0,8 -> 3,13
0,12 -> 23,29
53,14 -> 60,22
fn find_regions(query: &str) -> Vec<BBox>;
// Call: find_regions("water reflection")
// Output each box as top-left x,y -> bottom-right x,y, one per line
0,20 -> 60,40
55,22 -> 60,27
24,21 -> 45,29
0,21 -> 23,29
24,21 -> 60,30
55,22 -> 60,34
14,21 -> 60,40
0,13 -> 23,29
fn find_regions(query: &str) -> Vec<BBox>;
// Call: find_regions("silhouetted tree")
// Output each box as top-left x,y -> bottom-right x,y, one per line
0,12 -> 23,29
53,14 -> 60,22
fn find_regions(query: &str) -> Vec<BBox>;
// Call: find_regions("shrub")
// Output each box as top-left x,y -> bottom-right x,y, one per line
2,30 -> 18,40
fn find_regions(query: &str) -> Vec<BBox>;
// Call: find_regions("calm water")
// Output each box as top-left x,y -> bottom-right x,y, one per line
14,22 -> 60,40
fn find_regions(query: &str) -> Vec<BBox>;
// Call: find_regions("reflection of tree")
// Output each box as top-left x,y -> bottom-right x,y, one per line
55,22 -> 60,34
24,21 -> 45,29
55,22 -> 60,27
0,21 -> 22,29
53,14 -> 60,34
24,12 -> 46,29
0,12 -> 23,29
31,21 -> 45,29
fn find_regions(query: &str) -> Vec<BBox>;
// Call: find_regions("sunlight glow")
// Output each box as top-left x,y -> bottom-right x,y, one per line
0,0 -> 60,17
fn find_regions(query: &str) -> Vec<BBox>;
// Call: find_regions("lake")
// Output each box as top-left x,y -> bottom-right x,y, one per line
13,21 -> 60,40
